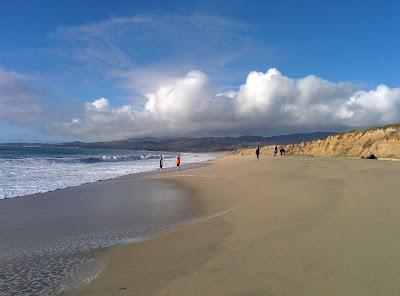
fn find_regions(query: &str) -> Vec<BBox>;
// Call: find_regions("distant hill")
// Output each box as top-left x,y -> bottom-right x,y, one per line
4,132 -> 335,152
240,123 -> 400,158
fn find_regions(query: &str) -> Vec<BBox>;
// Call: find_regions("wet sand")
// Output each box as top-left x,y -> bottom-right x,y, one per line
75,155 -> 400,295
0,168 -> 205,295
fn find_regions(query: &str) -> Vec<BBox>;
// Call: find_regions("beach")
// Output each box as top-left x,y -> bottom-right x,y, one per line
74,154 -> 400,295
0,166 -> 209,295
4,2 -> 400,295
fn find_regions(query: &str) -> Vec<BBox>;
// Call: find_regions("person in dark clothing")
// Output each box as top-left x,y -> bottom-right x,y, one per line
159,156 -> 164,172
256,145 -> 260,159
361,153 -> 377,159
274,146 -> 278,157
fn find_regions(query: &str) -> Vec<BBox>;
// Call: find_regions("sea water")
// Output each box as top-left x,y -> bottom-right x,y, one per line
0,145 -> 215,199
0,145 -> 216,295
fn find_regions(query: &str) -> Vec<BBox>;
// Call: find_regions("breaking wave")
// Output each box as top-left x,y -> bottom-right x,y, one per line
0,146 -> 216,199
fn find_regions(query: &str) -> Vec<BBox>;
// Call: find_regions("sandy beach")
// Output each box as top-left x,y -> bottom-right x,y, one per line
74,155 -> 400,296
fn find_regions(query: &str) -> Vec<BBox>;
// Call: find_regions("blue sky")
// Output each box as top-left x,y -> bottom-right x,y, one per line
1,0 -> 400,142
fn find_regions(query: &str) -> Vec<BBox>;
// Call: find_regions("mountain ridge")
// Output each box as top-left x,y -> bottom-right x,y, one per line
1,132 -> 335,152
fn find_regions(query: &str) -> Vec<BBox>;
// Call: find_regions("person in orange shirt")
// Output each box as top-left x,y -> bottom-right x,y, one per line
176,154 -> 181,170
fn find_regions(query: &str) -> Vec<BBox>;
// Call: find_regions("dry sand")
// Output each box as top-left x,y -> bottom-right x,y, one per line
74,155 -> 400,296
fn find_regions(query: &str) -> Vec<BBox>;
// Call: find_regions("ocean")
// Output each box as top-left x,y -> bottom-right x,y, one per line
0,145 -> 216,295
0,145 -> 215,199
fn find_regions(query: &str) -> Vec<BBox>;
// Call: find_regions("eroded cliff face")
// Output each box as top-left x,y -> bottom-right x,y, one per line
239,124 -> 400,158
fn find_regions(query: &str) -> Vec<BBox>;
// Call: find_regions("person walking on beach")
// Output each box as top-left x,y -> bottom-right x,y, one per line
274,146 -> 278,157
256,145 -> 260,159
159,156 -> 163,172
176,154 -> 181,171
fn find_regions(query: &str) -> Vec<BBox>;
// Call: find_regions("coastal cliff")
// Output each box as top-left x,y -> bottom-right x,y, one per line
240,123 -> 400,158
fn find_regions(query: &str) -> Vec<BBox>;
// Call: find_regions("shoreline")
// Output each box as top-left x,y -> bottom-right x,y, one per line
1,161 -> 217,295
74,154 -> 400,296
0,159 -> 213,202
72,155 -> 241,295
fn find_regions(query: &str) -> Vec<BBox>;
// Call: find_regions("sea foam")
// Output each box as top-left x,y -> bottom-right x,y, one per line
0,146 -> 216,199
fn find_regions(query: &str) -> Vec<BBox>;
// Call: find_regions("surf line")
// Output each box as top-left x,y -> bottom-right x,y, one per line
184,204 -> 239,225
157,174 -> 235,180
115,205 -> 239,246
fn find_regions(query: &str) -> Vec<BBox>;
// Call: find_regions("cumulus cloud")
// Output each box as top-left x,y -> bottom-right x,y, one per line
52,68 -> 400,141
88,97 -> 109,110
0,68 -> 42,124
343,85 -> 400,125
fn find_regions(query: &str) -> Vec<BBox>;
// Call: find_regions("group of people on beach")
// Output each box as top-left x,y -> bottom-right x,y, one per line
159,154 -> 181,172
255,145 -> 286,159
274,146 -> 286,156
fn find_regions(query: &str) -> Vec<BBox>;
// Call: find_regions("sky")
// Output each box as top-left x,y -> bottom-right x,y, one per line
1,0 -> 400,142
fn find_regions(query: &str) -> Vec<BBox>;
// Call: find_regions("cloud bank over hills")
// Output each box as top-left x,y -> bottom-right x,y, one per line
2,9 -> 400,142
2,64 -> 400,141
50,68 -> 400,141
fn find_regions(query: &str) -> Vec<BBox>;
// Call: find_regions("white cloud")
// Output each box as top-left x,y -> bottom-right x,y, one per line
344,85 -> 400,125
52,68 -> 400,141
88,97 -> 109,110
0,68 -> 42,124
